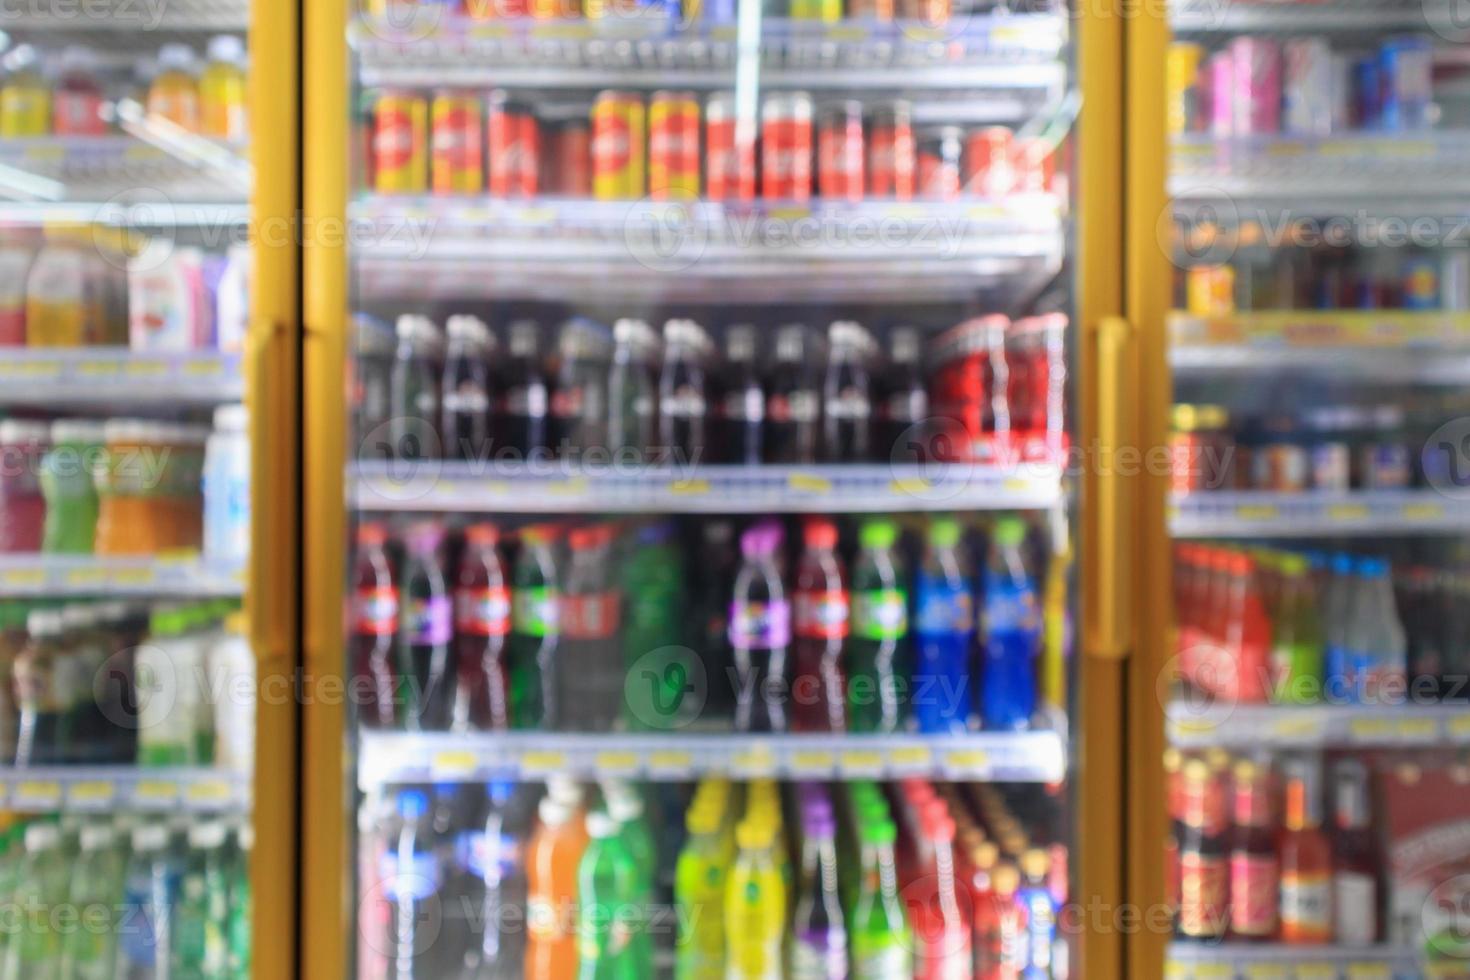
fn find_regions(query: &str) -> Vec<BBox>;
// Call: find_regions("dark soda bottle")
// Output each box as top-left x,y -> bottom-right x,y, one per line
657,318 -> 712,466
1175,758 -> 1228,942
607,318 -> 661,461
792,517 -> 848,732
766,324 -> 821,464
822,320 -> 875,462
453,523 -> 512,732
351,522 -> 399,730
498,319 -> 550,463
13,609 -> 67,765
398,521 -> 454,731
1228,759 -> 1279,941
440,315 -> 497,463
354,315 -> 395,461
878,326 -> 930,461
509,523 -> 560,730
716,324 -> 764,465
1330,758 -> 1380,946
729,519 -> 790,732
849,519 -> 907,733
557,523 -> 623,731
549,318 -> 613,457
694,520 -> 739,721
389,314 -> 446,461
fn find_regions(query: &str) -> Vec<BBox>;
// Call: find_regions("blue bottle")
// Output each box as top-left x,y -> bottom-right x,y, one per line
980,517 -> 1039,730
913,517 -> 975,734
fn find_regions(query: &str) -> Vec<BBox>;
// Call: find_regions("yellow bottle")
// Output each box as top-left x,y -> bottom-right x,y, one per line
724,819 -> 786,980
147,44 -> 200,132
25,229 -> 92,348
0,46 -> 52,138
199,35 -> 248,142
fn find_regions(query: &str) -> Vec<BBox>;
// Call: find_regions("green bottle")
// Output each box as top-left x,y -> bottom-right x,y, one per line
227,824 -> 252,979
849,819 -> 911,980
619,522 -> 688,731
39,420 -> 102,555
3,822 -> 67,980
674,802 -> 726,980
1271,554 -> 1324,705
849,520 -> 908,733
509,525 -> 560,729
172,822 -> 232,979
60,823 -> 126,980
606,788 -> 657,975
577,811 -> 643,980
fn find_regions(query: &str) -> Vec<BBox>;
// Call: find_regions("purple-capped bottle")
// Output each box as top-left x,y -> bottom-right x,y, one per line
399,521 -> 454,731
729,519 -> 790,732
792,799 -> 849,979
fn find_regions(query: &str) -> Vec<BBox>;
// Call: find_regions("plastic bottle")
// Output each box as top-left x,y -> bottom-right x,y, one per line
850,520 -> 908,733
509,523 -> 559,729
446,782 -> 517,979
1270,554 -> 1323,705
352,522 -> 400,731
909,804 -> 971,980
1346,557 -> 1407,704
607,318 -> 661,460
1017,847 -> 1058,977
725,819 -> 787,980
558,524 -> 623,731
497,319 -> 550,462
453,522 -> 512,732
38,420 -> 100,554
606,786 -> 657,974
980,517 -> 1039,730
977,863 -> 1025,980
207,610 -> 254,773
791,805 -> 848,979
1218,553 -> 1271,704
0,46 -> 51,137
765,324 -> 821,464
199,34 -> 248,141
0,421 -> 51,552
60,822 -> 126,980
380,790 -> 440,978
398,521 -> 454,731
52,46 -> 107,136
658,318 -> 712,465
730,519 -> 791,733
441,314 -> 497,463
526,796 -> 587,980
118,823 -> 179,979
550,318 -> 614,456
850,817 -> 911,980
204,405 -> 250,566
717,325 -> 764,465
0,232 -> 34,346
822,320 -> 875,462
620,521 -> 688,731
1322,553 -> 1355,701
675,796 -> 729,980
13,609 -> 68,765
694,520 -> 740,720
227,823 -> 253,978
577,810 -> 643,980
137,605 -> 205,765
214,244 -> 251,354
147,43 -> 201,131
2,823 -> 66,980
878,326 -> 930,459
792,517 -> 848,733
25,231 -> 96,347
913,517 -> 975,734
389,314 -> 446,461
173,821 -> 232,977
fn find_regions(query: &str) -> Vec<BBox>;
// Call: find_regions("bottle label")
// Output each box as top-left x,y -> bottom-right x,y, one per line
825,387 -> 872,419
1177,851 -> 1228,938
662,386 -> 707,418
853,589 -> 908,640
512,586 -> 559,637
1333,870 -> 1377,945
503,383 -> 548,418
984,579 -> 1039,633
527,894 -> 571,941
883,389 -> 927,425
1228,851 -> 1279,936
455,829 -> 519,881
378,851 -> 440,901
403,595 -> 452,645
795,589 -> 850,640
729,599 -> 792,649
914,575 -> 974,636
443,384 -> 490,415
561,591 -> 621,640
769,389 -> 820,423
1280,872 -> 1333,941
455,586 -> 512,637
354,586 -> 399,636
851,936 -> 912,980
723,388 -> 765,422
791,931 -> 849,979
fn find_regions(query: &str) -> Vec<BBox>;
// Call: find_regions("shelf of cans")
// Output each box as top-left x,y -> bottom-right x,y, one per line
0,350 -> 244,405
1168,703 -> 1470,751
1167,491 -> 1469,539
0,767 -> 250,813
358,730 -> 1068,787
1165,944 -> 1433,980
0,556 -> 245,597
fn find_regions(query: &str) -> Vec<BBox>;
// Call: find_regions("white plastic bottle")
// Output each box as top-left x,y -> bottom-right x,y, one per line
213,244 -> 251,353
204,404 -> 250,566
208,610 -> 254,774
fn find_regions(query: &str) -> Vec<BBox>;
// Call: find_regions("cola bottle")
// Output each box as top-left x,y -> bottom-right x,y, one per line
878,326 -> 929,461
351,522 -> 399,730
658,318 -> 712,466
607,318 -> 661,461
822,320 -> 875,462
498,319 -> 550,463
766,324 -> 821,464
549,318 -> 613,458
453,523 -> 512,732
730,519 -> 791,732
398,521 -> 454,731
716,324 -> 764,465
440,315 -> 497,462
388,314 -> 446,461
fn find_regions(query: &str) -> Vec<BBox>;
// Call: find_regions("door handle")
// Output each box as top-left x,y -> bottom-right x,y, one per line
1085,314 -> 1136,661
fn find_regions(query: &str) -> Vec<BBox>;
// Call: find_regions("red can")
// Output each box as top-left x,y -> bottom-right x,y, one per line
928,315 -> 1011,463
649,90 -> 702,200
846,0 -> 894,19
868,100 -> 915,200
817,100 -> 865,202
1006,314 -> 1067,462
964,126 -> 1013,197
761,91 -> 814,202
372,90 -> 428,194
431,91 -> 484,195
706,92 -> 756,202
1012,137 -> 1054,195
548,119 -> 592,196
487,90 -> 540,199
898,0 -> 949,24
917,126 -> 963,200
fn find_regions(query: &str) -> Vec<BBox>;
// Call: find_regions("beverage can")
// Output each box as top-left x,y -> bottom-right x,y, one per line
706,92 -> 757,202
1012,137 -> 1053,195
1167,42 -> 1204,135
898,0 -> 949,25
593,90 -> 647,200
1354,55 -> 1382,128
1207,51 -> 1234,137
846,0 -> 893,20
790,0 -> 841,20
965,126 -> 1013,197
549,119 -> 592,196
917,126 -> 963,200
488,90 -> 540,198
1442,250 -> 1470,311
869,101 -> 915,199
1309,441 -> 1352,492
431,90 -> 484,195
1252,442 -> 1308,493
761,91 -> 814,201
928,315 -> 1009,463
1230,36 -> 1281,135
1402,255 -> 1439,310
1283,37 -> 1333,136
1186,265 -> 1236,316
649,90 -> 701,200
1380,35 -> 1433,131
373,90 -> 429,194
817,100 -> 865,202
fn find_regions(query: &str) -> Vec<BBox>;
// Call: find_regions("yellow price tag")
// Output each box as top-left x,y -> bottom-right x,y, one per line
1,569 -> 46,588
520,750 -> 568,774
1349,718 -> 1394,741
124,359 -> 168,376
14,781 -> 61,806
1394,718 -> 1437,741
547,478 -> 589,496
1295,964 -> 1336,980
1236,504 -> 1279,521
65,568 -> 108,588
769,207 -> 812,222
732,747 -> 776,775
1346,963 -> 1391,980
76,361 -> 118,377
647,750 -> 692,774
1194,964 -> 1231,979
1268,715 -> 1325,740
788,473 -> 832,494
887,745 -> 933,770
789,751 -> 835,775
69,781 -> 115,805
469,22 -> 512,38
837,750 -> 883,775
183,359 -> 224,376
1403,501 -> 1445,521
1448,714 -> 1470,740
186,780 -> 233,804
135,781 -> 180,804
111,567 -> 157,587
825,24 -> 867,40
432,751 -> 478,776
889,478 -> 932,497
595,751 -> 639,774
1327,504 -> 1370,522
670,479 -> 711,496
1244,965 -> 1288,980
945,749 -> 989,774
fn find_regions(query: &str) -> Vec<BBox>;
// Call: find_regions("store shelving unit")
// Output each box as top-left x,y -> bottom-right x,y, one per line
1168,490 -> 1469,538
0,767 -> 251,814
1165,943 -> 1430,980
0,555 -> 245,597
1167,702 -> 1470,750
0,349 -> 243,406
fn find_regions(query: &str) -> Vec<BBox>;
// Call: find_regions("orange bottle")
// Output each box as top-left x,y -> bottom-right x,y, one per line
526,795 -> 587,980
94,420 -> 155,556
147,44 -> 200,131
1279,760 -> 1332,944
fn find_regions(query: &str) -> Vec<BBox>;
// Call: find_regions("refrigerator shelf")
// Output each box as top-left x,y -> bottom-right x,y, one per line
1167,701 -> 1470,750
0,556 -> 245,598
0,199 -> 249,229
1166,943 -> 1429,980
350,461 -> 1066,514
0,767 -> 250,814
0,349 -> 243,406
1170,0 -> 1445,34
0,134 -> 250,209
0,0 -> 248,35
1168,491 -> 1470,539
357,730 -> 1068,787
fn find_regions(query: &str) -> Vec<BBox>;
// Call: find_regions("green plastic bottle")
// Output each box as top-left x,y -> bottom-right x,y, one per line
606,787 -> 657,975
849,818 -> 912,980
2,822 -> 67,980
1271,554 -> 1324,705
226,824 -> 252,979
39,420 -> 102,554
60,822 -> 126,980
619,522 -> 688,731
509,524 -> 560,729
849,520 -> 908,733
577,810 -> 643,980
172,821 -> 232,979
674,801 -> 727,980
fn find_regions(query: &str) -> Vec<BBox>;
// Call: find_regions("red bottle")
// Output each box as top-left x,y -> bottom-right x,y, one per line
453,523 -> 513,731
1330,758 -> 1381,946
1203,553 -> 1271,703
1279,759 -> 1333,945
1176,758 -> 1229,941
791,517 -> 849,732
1228,759 -> 1280,941
351,523 -> 399,730
910,803 -> 972,980
978,862 -> 1026,980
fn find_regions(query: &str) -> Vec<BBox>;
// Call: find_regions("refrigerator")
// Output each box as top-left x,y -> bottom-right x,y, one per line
302,0 -> 1129,976
0,0 -> 298,975
1131,2 -> 1470,977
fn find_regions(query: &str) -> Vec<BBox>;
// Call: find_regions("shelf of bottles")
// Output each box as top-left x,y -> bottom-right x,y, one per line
1165,943 -> 1431,980
1167,491 -> 1469,539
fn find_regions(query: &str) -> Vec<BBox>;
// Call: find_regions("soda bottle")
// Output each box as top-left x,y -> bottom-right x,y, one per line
358,796 -> 393,980
1322,553 -> 1355,701
1228,760 -> 1279,942
398,521 -> 454,731
1345,557 -> 1407,704
173,821 -> 232,977
792,517 -> 848,733
765,324 -> 821,464
909,806 -> 971,980
527,796 -> 588,980
1175,758 -> 1227,942
980,518 -> 1039,731
822,320 -> 875,462
441,314 -> 497,462
976,863 -> 1025,980
509,523 -> 559,729
913,517 -> 975,735
674,791 -> 730,980
199,34 -> 249,141
730,519 -> 791,733
717,325 -> 764,465
620,521 -> 689,731
607,318 -> 661,461
498,319 -> 550,462
379,790 -> 441,978
1,823 -> 65,980
1279,758 -> 1332,945
60,823 -> 126,980
0,46 -> 50,137
445,782 -> 515,979
148,44 -> 201,131
1270,554 -> 1323,705
453,522 -> 512,732
577,810 -> 643,980
559,524 -> 623,731
1330,758 -> 1380,946
725,819 -> 786,980
352,522 -> 399,730
850,818 -> 912,980
658,318 -> 712,465
227,824 -> 252,979
792,804 -> 848,979
606,787 -> 657,975
1213,553 -> 1271,704
850,520 -> 908,734
52,46 -> 106,136
550,318 -> 614,457
355,316 -> 396,463
13,609 -> 68,766
389,314 -> 446,461
117,824 -> 179,980
878,326 -> 929,460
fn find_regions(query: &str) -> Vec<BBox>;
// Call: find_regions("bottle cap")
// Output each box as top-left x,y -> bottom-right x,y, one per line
992,517 -> 1027,549
663,318 -> 710,351
740,519 -> 783,559
48,419 -> 107,446
586,811 -> 619,839
404,521 -> 444,555
80,824 -> 116,852
635,521 -> 675,548
156,43 -> 197,73
189,821 -> 228,850
804,810 -> 836,839
859,519 -> 898,551
356,522 -> 390,547
803,518 -> 838,551
0,420 -> 50,445
859,819 -> 897,846
464,523 -> 500,548
397,790 -> 429,821
207,34 -> 246,65
971,840 -> 1000,870
605,793 -> 644,823
26,609 -> 64,637
928,517 -> 963,550
991,863 -> 1021,895
537,797 -> 571,827
736,820 -> 770,850
568,523 -> 615,551
1278,553 -> 1309,576
1020,847 -> 1050,877
546,774 -> 583,804
25,823 -> 60,852
133,824 -> 168,851
446,314 -> 495,350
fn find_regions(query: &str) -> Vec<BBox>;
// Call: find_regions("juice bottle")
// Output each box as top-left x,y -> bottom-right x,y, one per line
729,519 -> 791,733
877,326 -> 929,459
1175,758 -> 1228,942
52,46 -> 106,136
526,796 -> 588,980
40,419 -> 103,554
674,799 -> 728,980
725,819 -> 786,980
791,516 -> 848,733
199,35 -> 248,142
136,605 -> 202,765
496,319 -> 550,460
397,521 -> 454,731
850,519 -> 907,733
509,523 -> 559,729
148,44 -> 201,131
0,421 -> 49,554
849,818 -> 911,980
578,810 -> 644,980
1220,553 -> 1271,703
1017,848 -> 1058,977
0,232 -> 35,346
913,516 -> 975,734
976,863 -> 1025,980
25,230 -> 94,348
452,522 -> 511,731
156,423 -> 208,552
0,45 -> 51,137
1279,758 -> 1332,944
